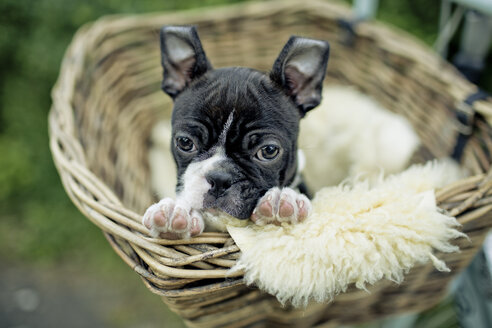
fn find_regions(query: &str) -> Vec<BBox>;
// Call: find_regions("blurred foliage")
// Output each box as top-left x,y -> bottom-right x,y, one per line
377,0 -> 441,44
0,0 -> 490,267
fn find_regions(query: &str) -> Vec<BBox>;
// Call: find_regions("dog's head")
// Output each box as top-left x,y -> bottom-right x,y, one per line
159,26 -> 329,219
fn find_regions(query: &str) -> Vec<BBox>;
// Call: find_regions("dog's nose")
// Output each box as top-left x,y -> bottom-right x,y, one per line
206,171 -> 233,196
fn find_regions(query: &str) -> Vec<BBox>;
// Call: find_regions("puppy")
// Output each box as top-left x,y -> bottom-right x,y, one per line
143,26 -> 330,239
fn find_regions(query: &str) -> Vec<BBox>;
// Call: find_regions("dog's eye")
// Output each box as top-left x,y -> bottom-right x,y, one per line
256,145 -> 279,161
176,136 -> 196,153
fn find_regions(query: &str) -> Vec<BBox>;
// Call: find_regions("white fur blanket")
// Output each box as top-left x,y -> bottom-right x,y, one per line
300,85 -> 420,190
227,160 -> 466,307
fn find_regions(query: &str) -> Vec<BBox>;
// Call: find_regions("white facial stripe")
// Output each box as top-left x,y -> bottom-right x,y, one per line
218,111 -> 235,144
176,152 -> 226,210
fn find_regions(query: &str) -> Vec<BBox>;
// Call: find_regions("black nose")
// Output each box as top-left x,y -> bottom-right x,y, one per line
206,171 -> 233,196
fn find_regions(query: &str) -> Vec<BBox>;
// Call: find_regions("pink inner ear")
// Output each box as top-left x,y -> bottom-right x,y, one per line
284,65 -> 307,96
177,56 -> 197,84
163,56 -> 196,93
164,56 -> 196,93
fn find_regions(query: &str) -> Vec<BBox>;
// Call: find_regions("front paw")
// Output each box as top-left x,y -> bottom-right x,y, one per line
250,187 -> 311,226
142,198 -> 204,239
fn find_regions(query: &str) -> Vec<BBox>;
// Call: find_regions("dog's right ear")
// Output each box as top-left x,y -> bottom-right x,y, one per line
159,26 -> 212,99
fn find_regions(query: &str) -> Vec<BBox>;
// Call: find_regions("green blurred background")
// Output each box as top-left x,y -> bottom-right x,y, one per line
0,0 -> 490,327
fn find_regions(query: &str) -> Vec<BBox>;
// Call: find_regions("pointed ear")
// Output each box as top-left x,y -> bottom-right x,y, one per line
159,26 -> 212,99
270,36 -> 330,116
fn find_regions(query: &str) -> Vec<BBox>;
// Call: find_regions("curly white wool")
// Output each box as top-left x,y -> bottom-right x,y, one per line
300,85 -> 420,191
228,160 -> 467,308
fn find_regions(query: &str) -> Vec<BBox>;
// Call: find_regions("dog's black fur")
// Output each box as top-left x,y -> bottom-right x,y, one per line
160,26 -> 330,220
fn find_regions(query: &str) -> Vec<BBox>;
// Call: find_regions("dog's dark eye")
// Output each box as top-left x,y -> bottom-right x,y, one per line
256,145 -> 279,161
176,136 -> 196,153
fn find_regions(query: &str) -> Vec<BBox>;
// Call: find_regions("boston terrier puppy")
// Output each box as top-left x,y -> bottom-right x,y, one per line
143,26 -> 330,239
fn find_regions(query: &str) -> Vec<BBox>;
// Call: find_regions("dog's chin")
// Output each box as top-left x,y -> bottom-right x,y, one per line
219,206 -> 251,220
204,204 -> 251,220
203,194 -> 254,220
204,207 -> 247,220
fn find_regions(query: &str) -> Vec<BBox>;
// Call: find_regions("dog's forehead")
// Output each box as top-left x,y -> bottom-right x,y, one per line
172,67 -> 300,133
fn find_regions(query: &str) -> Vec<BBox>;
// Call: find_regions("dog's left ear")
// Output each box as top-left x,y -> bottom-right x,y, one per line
270,36 -> 330,116
160,26 -> 212,99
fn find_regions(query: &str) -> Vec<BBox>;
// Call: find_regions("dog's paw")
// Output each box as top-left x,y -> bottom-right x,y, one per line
250,187 -> 311,226
142,198 -> 205,239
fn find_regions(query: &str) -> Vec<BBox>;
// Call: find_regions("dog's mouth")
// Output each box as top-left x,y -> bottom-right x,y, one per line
204,207 -> 238,219
203,204 -> 252,220
202,192 -> 255,220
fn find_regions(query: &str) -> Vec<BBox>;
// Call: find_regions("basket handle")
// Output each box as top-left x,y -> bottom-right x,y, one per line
452,89 -> 491,161
337,18 -> 363,46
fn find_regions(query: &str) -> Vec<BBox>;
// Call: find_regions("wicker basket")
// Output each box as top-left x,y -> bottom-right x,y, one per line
50,1 -> 492,327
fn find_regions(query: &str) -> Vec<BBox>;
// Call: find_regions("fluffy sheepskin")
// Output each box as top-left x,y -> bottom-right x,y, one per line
227,160 -> 467,307
300,85 -> 420,191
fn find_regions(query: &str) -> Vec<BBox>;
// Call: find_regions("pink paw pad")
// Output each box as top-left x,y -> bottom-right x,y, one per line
297,200 -> 309,220
251,187 -> 311,226
279,199 -> 294,218
171,209 -> 188,230
142,198 -> 204,239
258,199 -> 273,217
153,211 -> 167,227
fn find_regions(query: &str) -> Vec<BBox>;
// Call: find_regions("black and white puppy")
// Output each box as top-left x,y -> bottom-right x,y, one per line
143,26 -> 330,239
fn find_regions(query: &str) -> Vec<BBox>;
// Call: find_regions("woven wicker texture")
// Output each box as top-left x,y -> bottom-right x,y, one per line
50,1 -> 492,327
